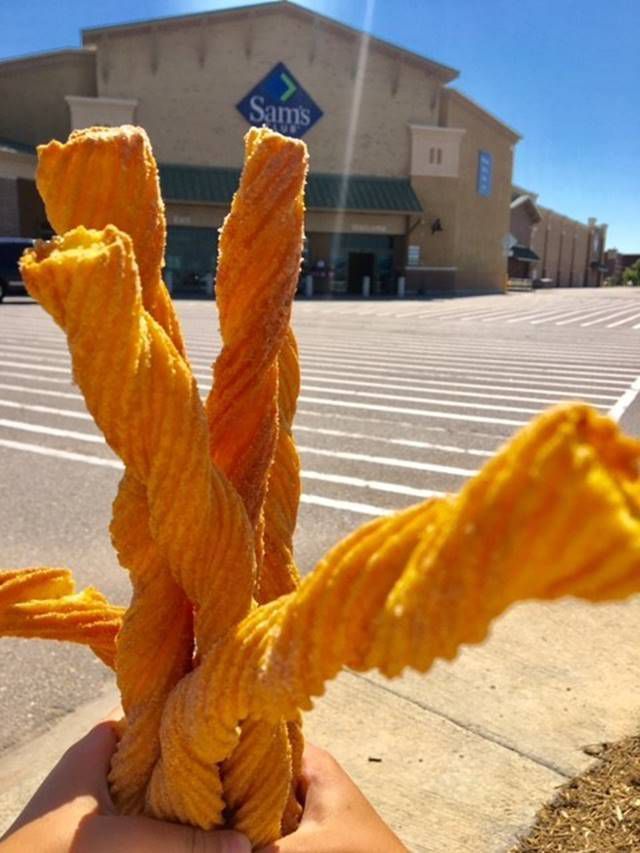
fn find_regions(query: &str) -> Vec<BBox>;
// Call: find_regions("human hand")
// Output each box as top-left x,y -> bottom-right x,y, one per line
257,743 -> 408,853
0,710 -> 250,853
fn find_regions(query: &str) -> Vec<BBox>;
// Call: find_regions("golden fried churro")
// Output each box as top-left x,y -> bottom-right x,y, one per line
207,128 -> 307,533
260,329 -> 303,604
150,405 -> 640,828
0,568 -> 123,668
4,123 -> 640,850
203,128 -> 307,842
35,128 -> 193,813
20,226 -> 255,650
36,125 -> 183,351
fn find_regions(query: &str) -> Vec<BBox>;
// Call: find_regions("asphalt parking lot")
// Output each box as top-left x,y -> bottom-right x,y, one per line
1,287 -> 640,756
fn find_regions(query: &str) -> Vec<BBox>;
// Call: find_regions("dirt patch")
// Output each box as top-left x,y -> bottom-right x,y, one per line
511,736 -> 640,852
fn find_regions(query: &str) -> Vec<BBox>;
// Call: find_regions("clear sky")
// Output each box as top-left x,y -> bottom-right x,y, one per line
1,0 -> 638,250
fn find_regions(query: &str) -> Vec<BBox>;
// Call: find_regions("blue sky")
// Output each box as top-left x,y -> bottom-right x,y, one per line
1,0 -> 638,250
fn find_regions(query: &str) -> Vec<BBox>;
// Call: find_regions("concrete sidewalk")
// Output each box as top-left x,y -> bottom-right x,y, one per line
1,596 -> 639,851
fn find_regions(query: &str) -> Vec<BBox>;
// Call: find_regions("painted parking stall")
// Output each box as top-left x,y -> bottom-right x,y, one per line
2,290 -> 640,526
2,289 -> 640,762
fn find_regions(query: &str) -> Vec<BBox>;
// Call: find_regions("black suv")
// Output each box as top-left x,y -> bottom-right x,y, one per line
0,237 -> 35,302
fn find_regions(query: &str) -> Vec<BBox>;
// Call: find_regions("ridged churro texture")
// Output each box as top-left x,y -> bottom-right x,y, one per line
20,222 -> 255,824
18,126 -> 309,843
207,128 -> 307,533
0,568 -> 123,669
5,123 -> 640,849
150,405 -> 640,831
34,125 -> 194,814
36,125 -> 183,352
203,128 -> 307,843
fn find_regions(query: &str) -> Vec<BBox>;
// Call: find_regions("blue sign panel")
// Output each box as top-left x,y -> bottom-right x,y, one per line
236,62 -> 323,138
477,150 -> 493,197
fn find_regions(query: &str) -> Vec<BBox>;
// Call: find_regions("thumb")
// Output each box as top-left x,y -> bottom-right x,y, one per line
75,814 -> 251,852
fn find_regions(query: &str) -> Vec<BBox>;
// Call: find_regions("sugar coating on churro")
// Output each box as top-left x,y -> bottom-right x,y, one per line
2,124 -> 640,848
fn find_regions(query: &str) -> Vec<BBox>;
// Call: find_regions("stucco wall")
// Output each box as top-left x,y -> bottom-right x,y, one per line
511,203 -> 534,246
86,8 -> 442,175
0,51 -> 96,146
439,91 -> 515,293
533,206 -> 601,287
0,151 -> 36,181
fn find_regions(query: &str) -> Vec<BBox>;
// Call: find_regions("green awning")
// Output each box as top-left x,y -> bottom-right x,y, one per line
511,244 -> 540,262
159,164 -> 422,213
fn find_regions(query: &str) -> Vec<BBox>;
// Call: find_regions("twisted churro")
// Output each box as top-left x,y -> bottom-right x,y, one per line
3,124 -> 640,849
148,404 -> 640,827
37,125 -> 184,351
0,568 -> 123,669
203,129 -> 307,842
35,125 -> 193,814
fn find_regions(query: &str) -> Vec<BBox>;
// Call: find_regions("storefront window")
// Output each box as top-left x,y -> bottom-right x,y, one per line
308,232 -> 398,296
165,226 -> 218,296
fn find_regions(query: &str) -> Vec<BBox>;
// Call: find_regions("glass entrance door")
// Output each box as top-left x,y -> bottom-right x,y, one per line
166,226 -> 218,296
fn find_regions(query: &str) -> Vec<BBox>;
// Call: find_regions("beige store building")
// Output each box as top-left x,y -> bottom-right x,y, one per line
0,0 -> 522,296
509,186 -> 608,287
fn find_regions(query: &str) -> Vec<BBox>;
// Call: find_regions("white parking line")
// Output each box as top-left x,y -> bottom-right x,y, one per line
296,408 -> 450,434
0,400 -> 92,420
298,374 -> 611,407
0,342 -> 70,357
1,350 -> 632,403
294,424 -> 494,457
1,360 -> 70,374
297,445 -> 478,477
298,344 -> 639,377
554,307 -> 621,326
506,308 -> 575,325
185,334 -> 640,365
301,384 -> 542,415
0,419 -> 102,442
296,342 -> 640,375
302,469 -> 443,499
609,376 -> 640,422
0,349 -> 69,365
0,418 -> 474,485
607,312 -> 640,329
300,369 -> 618,402
0,438 -> 121,469
0,435 -> 393,517
299,355 -> 632,387
299,493 -> 389,516
580,307 -> 640,327
0,370 -> 74,385
299,396 -> 527,427
3,337 -> 638,384
0,383 -> 83,400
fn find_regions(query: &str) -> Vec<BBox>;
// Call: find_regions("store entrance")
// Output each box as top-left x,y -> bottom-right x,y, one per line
165,226 -> 218,296
347,252 -> 375,294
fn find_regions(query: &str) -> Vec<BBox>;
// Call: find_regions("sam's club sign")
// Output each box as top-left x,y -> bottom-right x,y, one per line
236,62 -> 323,138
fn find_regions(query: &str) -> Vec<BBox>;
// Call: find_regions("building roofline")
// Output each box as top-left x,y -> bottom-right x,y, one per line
82,0 -> 459,83
511,193 -> 542,223
444,88 -> 521,142
512,182 -> 539,201
0,46 -> 95,72
535,203 -> 606,230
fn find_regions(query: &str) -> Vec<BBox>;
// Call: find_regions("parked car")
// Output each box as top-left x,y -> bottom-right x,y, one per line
0,237 -> 35,302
